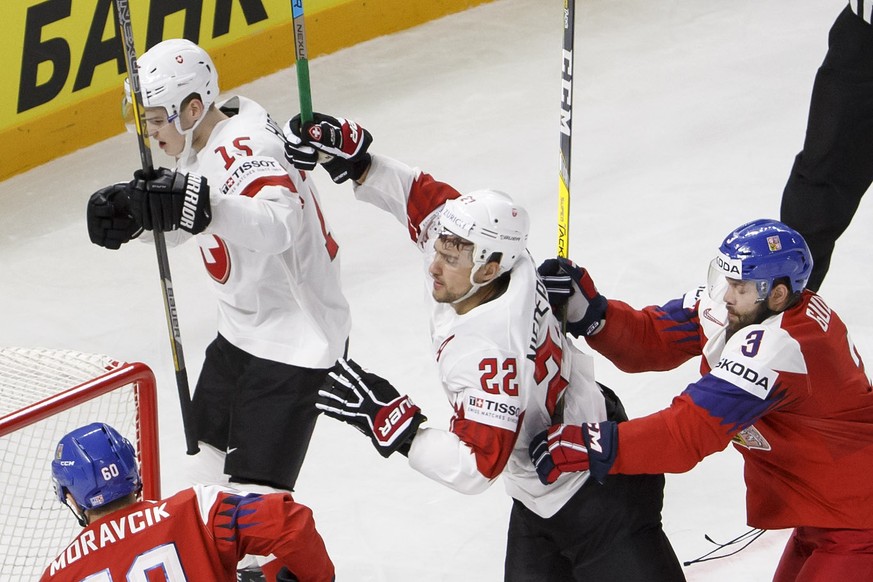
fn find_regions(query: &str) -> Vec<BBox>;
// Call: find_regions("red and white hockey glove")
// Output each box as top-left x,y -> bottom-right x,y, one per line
317,358 -> 426,458
283,113 -> 372,183
537,258 -> 607,337
529,421 -> 618,485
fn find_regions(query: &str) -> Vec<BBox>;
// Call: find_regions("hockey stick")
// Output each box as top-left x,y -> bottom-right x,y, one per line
291,0 -> 314,124
552,0 -> 576,423
112,0 -> 199,455
557,0 -> 575,261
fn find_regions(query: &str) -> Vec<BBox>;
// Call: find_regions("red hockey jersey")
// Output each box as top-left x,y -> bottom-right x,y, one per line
588,287 -> 873,529
40,485 -> 333,581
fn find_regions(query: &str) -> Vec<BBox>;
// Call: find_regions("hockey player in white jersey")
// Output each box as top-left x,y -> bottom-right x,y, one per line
285,113 -> 685,581
85,41 -> 350,579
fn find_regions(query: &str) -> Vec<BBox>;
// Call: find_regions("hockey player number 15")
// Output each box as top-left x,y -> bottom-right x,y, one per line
80,542 -> 184,581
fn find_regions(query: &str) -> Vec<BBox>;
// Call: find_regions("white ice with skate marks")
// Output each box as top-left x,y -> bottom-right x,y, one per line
1,0 -> 868,580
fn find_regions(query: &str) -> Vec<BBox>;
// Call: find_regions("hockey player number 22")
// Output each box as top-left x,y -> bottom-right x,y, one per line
80,542 -> 184,581
479,358 -> 519,396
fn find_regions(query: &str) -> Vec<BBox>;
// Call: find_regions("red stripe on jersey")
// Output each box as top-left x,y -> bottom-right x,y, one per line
405,173 -> 461,241
240,174 -> 298,198
452,413 -> 523,479
436,335 -> 456,362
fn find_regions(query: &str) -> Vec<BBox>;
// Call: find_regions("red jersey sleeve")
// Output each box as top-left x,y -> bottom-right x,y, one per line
611,367 -> 793,475
587,296 -> 703,372
611,390 -> 735,474
405,172 -> 461,241
208,490 -> 334,582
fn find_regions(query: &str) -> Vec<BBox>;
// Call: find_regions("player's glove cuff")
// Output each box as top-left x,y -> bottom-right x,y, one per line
581,421 -> 618,484
282,119 -> 319,171
370,395 -> 426,458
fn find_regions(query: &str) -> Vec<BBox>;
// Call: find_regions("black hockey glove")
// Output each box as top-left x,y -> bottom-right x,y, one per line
537,258 -> 607,337
283,113 -> 372,183
129,168 -> 211,234
86,183 -> 142,250
316,358 -> 426,458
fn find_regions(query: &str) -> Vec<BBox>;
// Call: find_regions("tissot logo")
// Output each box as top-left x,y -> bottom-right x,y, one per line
468,395 -> 520,417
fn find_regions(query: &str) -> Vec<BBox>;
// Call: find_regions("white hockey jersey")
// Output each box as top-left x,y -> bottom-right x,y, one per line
156,97 -> 350,368
354,155 -> 606,518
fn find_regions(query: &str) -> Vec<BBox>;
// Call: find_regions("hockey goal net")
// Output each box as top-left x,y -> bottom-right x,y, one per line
0,347 -> 160,580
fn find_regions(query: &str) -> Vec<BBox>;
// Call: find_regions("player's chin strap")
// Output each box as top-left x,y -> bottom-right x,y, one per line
176,131 -> 198,167
451,264 -> 503,306
451,281 -> 485,305
682,528 -> 766,566
174,105 -> 213,166
62,499 -> 89,528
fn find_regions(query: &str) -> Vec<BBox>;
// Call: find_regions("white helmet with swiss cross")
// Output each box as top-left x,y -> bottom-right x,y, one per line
438,189 -> 530,277
124,38 -> 219,136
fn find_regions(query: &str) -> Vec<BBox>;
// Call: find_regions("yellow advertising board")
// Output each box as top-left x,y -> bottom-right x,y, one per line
2,0 -> 491,180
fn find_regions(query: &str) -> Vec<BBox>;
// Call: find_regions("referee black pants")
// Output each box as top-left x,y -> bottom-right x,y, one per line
504,473 -> 685,582
781,6 -> 873,291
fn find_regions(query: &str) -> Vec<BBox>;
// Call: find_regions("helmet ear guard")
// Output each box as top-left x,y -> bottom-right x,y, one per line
708,219 -> 813,302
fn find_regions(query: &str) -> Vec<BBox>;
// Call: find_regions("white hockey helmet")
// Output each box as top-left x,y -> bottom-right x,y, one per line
123,38 -> 219,135
438,189 -> 530,277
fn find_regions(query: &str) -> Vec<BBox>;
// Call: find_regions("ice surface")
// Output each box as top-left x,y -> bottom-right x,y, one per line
1,0 -> 868,580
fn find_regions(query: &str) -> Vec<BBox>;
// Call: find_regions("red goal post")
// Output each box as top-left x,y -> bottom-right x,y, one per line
0,347 -> 160,580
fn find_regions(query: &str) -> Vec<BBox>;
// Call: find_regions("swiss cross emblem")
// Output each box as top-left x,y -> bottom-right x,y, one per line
175,55 -> 183,64
308,125 -> 323,140
199,235 -> 231,284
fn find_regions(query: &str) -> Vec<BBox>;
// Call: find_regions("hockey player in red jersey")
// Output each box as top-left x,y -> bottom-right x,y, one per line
284,114 -> 685,581
531,219 -> 873,580
40,423 -> 334,582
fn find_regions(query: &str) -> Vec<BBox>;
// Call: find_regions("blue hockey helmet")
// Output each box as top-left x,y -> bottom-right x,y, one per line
52,423 -> 142,511
708,219 -> 813,302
